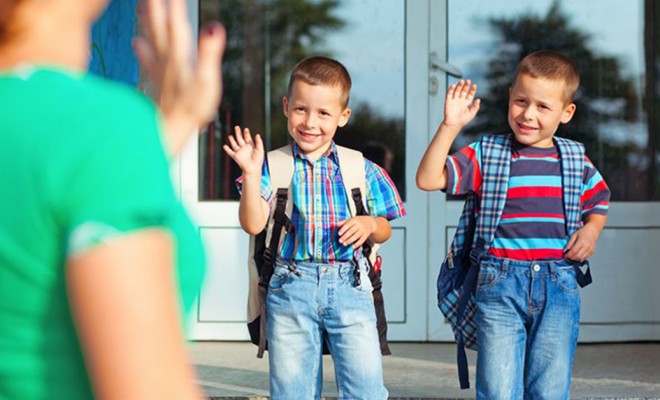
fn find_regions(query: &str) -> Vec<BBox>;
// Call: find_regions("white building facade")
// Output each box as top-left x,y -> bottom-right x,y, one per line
175,0 -> 660,343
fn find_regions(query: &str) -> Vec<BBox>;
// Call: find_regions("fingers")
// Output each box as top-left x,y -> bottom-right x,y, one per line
196,22 -> 226,117
142,0 -> 167,56
565,237 -> 594,262
253,133 -> 264,153
132,36 -> 157,80
447,79 -> 476,100
565,233 -> 577,253
222,144 -> 236,159
233,125 -> 246,146
337,218 -> 369,248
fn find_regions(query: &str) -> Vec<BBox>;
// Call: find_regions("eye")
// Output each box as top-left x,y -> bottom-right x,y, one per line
539,104 -> 551,110
515,99 -> 527,105
294,106 -> 306,113
320,111 -> 331,117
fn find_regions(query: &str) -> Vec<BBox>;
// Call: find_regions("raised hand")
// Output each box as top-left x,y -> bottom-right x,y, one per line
133,0 -> 226,156
223,126 -> 264,176
443,79 -> 480,130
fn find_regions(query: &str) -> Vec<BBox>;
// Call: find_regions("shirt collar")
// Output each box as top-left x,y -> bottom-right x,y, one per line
291,141 -> 339,164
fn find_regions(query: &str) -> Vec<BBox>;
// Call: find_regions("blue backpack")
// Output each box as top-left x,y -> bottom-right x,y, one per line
437,134 -> 593,389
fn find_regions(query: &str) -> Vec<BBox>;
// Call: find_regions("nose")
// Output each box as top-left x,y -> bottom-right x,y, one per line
304,113 -> 318,128
522,105 -> 535,120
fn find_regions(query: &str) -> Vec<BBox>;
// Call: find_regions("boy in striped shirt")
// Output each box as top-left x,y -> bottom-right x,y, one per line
225,56 -> 405,400
417,50 -> 610,399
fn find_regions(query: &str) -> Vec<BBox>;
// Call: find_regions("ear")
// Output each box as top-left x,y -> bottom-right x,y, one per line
560,102 -> 576,124
337,107 -> 352,128
282,97 -> 289,118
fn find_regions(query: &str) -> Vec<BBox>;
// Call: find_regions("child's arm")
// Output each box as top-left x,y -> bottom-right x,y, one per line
564,214 -> 608,262
416,80 -> 480,191
223,126 -> 270,235
337,216 -> 391,250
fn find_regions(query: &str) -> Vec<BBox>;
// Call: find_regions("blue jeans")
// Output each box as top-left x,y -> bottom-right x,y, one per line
475,256 -> 581,400
266,259 -> 388,400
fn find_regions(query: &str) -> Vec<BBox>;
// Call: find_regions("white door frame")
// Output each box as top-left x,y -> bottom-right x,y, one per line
178,0 -> 435,341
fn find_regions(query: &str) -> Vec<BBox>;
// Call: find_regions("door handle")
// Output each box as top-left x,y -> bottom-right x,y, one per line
429,52 -> 463,78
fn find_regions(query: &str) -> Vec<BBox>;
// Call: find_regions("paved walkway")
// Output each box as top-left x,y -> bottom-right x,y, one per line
190,342 -> 660,399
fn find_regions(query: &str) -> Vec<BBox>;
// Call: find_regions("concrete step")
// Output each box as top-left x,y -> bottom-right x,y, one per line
208,398 -> 659,400
192,342 -> 660,399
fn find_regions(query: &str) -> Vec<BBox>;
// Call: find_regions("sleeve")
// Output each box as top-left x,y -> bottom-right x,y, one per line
581,157 -> 611,218
52,94 -> 181,256
444,141 -> 483,195
234,159 -> 274,204
364,159 -> 406,221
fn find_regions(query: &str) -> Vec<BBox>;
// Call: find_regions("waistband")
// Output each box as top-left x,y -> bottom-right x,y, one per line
481,255 -> 574,273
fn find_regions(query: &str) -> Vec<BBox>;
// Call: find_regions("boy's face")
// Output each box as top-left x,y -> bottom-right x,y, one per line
507,73 -> 576,148
283,80 -> 351,161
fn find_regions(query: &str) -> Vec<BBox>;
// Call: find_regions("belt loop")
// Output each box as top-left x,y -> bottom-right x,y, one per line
549,261 -> 557,282
501,258 -> 509,276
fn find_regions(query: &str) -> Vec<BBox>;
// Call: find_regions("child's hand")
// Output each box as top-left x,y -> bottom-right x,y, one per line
564,224 -> 599,262
223,126 -> 264,176
337,216 -> 377,250
443,79 -> 480,131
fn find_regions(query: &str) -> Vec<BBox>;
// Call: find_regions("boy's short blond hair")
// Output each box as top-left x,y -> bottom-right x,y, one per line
514,50 -> 580,103
287,56 -> 352,108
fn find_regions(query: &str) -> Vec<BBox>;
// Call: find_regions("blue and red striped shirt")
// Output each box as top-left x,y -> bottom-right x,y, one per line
237,141 -> 406,263
446,138 -> 610,260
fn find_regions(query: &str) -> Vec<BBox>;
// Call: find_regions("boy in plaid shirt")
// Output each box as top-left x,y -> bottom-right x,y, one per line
225,56 -> 405,400
417,50 -> 610,399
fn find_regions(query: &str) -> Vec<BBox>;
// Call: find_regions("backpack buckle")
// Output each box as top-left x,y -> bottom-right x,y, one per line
263,248 -> 275,266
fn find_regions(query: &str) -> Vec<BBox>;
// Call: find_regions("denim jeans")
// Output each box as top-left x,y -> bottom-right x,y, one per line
474,256 -> 581,400
266,259 -> 388,400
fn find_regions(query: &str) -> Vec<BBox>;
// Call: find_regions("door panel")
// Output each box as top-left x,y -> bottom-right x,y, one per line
427,0 -> 660,341
184,0 -> 431,341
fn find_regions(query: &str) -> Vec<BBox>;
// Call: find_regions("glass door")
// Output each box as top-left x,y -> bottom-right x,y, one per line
428,0 -> 660,341
181,0 -> 434,341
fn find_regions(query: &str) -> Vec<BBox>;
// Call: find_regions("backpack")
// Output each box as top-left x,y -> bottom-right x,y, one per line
246,144 -> 391,358
437,134 -> 593,389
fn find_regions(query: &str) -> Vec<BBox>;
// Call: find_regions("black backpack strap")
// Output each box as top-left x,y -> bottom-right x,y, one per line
350,187 -> 391,355
260,188 -> 294,284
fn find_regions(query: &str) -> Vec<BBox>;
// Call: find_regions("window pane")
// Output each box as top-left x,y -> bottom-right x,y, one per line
448,0 -> 659,201
199,0 -> 406,201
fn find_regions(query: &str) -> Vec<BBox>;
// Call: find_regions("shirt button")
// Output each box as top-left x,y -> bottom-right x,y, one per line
533,264 -> 541,272
315,194 -> 321,201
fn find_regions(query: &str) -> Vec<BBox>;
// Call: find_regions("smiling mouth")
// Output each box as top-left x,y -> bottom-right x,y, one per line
299,131 -> 320,140
518,123 -> 537,133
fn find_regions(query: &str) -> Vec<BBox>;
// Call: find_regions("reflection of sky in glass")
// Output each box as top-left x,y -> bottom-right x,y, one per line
449,0 -> 643,87
448,0 -> 647,149
320,1 -> 405,118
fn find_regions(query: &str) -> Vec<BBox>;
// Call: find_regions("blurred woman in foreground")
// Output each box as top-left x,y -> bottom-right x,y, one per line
0,0 -> 225,398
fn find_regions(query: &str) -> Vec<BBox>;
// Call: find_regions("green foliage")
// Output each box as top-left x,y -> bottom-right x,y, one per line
464,0 -> 651,200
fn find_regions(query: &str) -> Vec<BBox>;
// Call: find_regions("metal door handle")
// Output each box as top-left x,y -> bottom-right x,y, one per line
429,52 -> 463,78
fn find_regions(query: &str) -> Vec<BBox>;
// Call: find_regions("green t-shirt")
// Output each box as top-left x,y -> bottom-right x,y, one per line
0,66 -> 205,399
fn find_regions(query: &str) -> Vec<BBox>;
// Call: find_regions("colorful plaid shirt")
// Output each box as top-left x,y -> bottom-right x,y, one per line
237,141 -> 406,263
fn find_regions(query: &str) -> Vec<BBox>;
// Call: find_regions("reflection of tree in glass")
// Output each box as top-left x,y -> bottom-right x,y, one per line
462,0 -> 651,200
199,0 -> 343,200
201,0 -> 343,146
335,104 -> 406,198
200,0 -> 406,199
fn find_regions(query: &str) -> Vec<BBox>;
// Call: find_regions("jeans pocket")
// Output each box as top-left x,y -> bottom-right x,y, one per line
344,262 -> 373,295
477,263 -> 503,290
556,268 -> 579,294
268,265 -> 292,293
